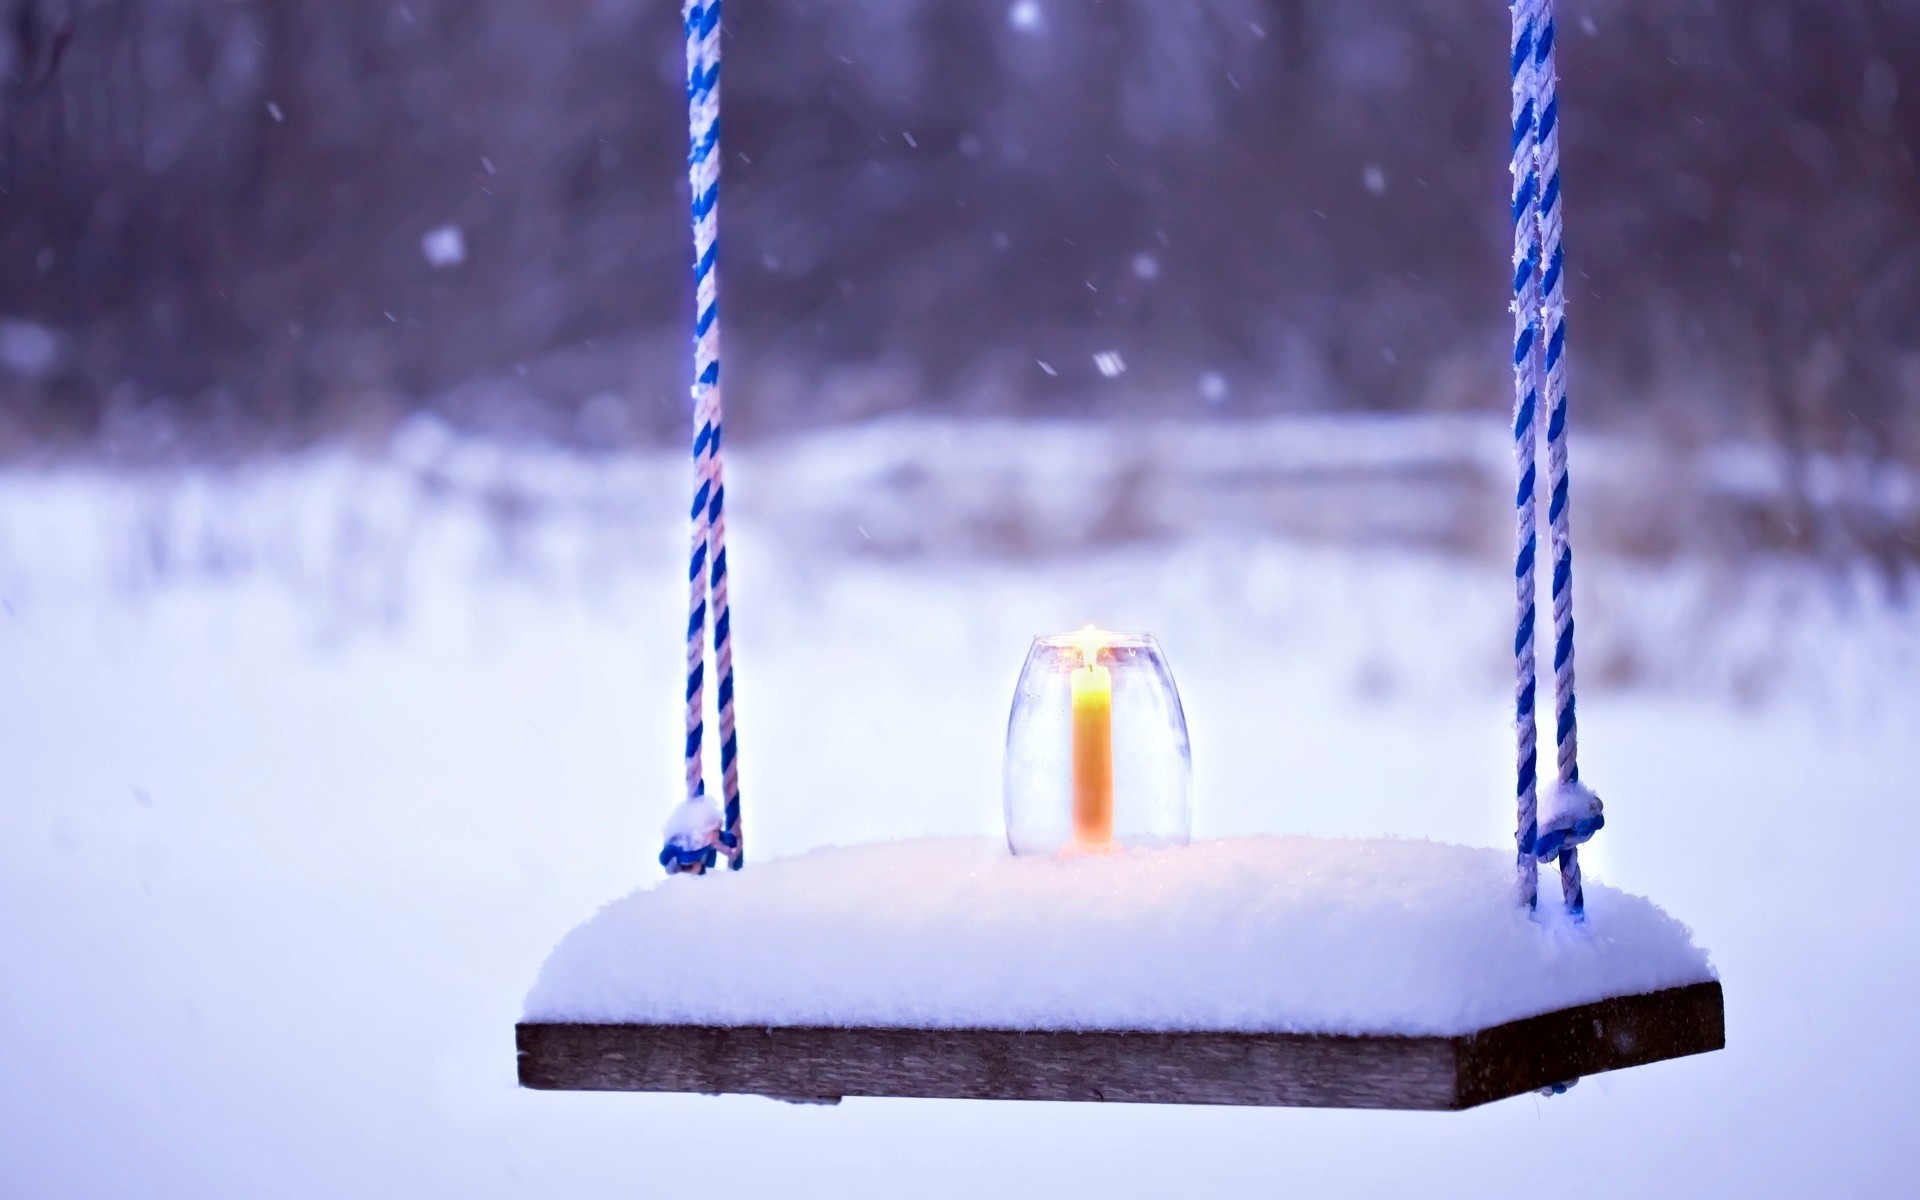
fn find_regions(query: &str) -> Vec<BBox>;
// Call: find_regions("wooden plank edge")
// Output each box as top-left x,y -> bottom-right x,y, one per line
516,1021 -> 1459,1108
1452,979 -> 1725,1109
516,980 -> 1724,1111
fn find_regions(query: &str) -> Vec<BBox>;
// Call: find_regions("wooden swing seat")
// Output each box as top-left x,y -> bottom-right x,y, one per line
517,979 -> 1722,1108
513,836 -> 1723,1109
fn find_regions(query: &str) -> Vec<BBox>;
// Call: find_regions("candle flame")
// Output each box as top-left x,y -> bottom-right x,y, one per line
1073,624 -> 1107,669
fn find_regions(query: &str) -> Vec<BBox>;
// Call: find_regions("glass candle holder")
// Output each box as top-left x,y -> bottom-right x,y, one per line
1003,628 -> 1193,856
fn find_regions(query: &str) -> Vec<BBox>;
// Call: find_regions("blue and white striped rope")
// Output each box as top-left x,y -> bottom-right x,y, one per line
1509,0 -> 1600,917
664,0 -> 742,875
1507,0 -> 1545,912
656,0 -> 1593,910
1528,2 -> 1590,916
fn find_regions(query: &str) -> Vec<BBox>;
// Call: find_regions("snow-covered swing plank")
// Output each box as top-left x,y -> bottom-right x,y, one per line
517,839 -> 1723,1107
514,0 -> 1724,1108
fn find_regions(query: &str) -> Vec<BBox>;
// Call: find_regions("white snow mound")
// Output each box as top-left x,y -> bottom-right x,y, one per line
523,835 -> 1714,1036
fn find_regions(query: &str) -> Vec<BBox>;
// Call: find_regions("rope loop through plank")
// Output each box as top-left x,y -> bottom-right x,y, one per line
662,0 -> 742,876
1509,0 -> 1601,915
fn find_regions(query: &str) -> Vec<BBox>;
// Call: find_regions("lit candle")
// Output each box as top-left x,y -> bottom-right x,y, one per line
1070,626 -> 1114,847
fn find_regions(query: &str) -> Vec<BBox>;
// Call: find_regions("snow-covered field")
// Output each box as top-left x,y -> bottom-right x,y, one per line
3,420 -> 1917,1198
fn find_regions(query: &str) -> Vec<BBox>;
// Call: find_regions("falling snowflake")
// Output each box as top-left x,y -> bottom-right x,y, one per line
421,225 -> 467,269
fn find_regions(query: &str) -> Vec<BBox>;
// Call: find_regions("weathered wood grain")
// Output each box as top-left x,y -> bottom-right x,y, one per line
516,980 -> 1722,1110
1453,979 -> 1725,1108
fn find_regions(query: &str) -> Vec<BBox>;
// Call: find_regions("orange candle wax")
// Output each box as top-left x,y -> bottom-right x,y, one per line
1070,630 -> 1114,846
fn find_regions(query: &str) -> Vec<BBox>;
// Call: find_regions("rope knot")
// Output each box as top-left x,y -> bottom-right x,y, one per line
1533,779 -> 1603,862
660,793 -> 725,876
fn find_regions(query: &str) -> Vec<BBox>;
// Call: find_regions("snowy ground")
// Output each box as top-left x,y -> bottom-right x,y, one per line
3,420 -> 1917,1198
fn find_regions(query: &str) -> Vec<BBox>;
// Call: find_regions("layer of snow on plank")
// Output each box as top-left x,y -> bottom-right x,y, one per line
524,835 -> 1714,1036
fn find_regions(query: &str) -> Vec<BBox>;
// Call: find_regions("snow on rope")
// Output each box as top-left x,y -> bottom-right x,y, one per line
662,0 -> 742,875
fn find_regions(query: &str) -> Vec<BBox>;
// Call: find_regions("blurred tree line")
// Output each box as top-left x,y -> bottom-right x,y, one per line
0,0 -> 1915,474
